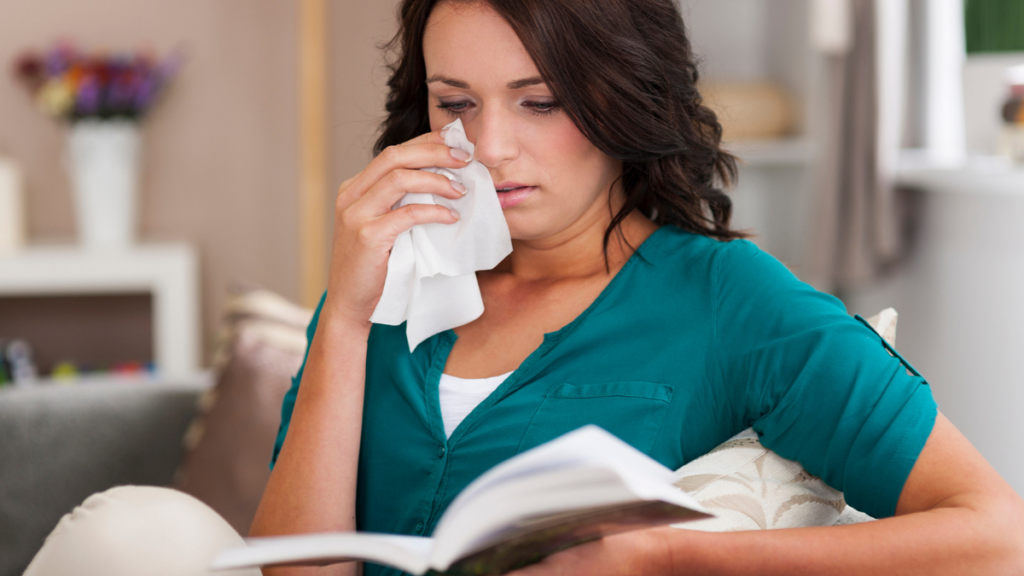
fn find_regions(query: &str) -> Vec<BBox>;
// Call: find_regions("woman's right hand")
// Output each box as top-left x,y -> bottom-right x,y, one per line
324,128 -> 472,327
253,135 -> 471,566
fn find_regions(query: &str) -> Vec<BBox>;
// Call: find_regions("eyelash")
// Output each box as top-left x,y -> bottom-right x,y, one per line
435,100 -> 560,117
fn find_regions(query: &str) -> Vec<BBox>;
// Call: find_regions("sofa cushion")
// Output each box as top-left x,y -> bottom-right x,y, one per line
174,286 -> 311,534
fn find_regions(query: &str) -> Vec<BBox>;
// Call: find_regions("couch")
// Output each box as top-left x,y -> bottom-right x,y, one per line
0,381 -> 204,576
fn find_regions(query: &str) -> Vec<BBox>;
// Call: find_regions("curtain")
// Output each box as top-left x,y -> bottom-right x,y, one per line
804,0 -> 964,293
806,0 -> 900,291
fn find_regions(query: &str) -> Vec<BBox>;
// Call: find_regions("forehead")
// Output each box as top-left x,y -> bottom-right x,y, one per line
422,1 -> 541,83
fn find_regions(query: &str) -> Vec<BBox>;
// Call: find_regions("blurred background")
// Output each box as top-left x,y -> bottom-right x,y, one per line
0,0 -> 1021,574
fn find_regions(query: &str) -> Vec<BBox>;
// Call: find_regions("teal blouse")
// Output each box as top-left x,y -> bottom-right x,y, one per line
272,225 -> 936,575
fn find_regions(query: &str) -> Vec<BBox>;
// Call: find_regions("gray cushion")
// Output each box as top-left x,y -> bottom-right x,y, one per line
0,382 -> 201,576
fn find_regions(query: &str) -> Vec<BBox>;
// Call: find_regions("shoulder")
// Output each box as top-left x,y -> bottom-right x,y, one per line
639,224 -> 734,262
709,236 -> 848,326
640,226 -> 793,293
641,225 -> 767,269
644,229 -> 851,338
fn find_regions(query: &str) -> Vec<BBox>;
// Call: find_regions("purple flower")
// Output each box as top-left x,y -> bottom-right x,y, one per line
107,77 -> 134,114
44,42 -> 75,76
76,76 -> 101,115
156,49 -> 184,82
134,76 -> 156,111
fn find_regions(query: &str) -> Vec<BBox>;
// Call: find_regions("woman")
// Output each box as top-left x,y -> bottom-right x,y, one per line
251,0 -> 1024,574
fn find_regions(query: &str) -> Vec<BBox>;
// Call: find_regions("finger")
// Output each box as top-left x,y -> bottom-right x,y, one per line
336,130 -> 461,210
355,142 -> 471,195
398,129 -> 446,147
353,169 -> 466,217
371,202 -> 460,241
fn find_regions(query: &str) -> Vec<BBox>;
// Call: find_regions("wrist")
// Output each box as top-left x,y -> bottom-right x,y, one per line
320,298 -> 374,337
608,527 -> 679,576
643,527 -> 677,576
643,526 -> 709,576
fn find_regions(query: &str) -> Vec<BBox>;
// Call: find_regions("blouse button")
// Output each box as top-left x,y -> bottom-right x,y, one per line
437,445 -> 447,458
415,521 -> 424,533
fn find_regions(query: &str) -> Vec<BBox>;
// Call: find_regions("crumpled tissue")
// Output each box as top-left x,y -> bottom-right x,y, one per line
369,118 -> 512,351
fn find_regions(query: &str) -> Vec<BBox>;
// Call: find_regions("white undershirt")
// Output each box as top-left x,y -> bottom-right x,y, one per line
438,371 -> 515,438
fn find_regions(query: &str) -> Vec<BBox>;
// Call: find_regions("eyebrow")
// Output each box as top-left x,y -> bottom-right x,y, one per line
425,74 -> 546,90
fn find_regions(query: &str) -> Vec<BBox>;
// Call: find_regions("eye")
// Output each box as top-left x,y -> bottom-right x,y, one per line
524,100 -> 560,116
436,100 -> 472,117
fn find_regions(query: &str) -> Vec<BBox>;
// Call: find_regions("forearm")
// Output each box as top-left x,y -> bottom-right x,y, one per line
651,501 -> 1024,576
250,309 -> 372,576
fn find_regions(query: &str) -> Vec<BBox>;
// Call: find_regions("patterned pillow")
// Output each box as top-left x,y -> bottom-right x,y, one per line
672,428 -> 847,531
670,309 -> 898,531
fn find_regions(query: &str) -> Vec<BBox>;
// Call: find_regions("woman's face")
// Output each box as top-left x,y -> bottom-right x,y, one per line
422,1 -> 623,241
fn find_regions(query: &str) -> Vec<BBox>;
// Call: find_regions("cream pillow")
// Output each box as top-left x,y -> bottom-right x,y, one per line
671,309 -> 899,531
23,486 -> 258,576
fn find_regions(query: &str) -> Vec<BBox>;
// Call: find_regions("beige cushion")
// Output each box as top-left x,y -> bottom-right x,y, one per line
671,309 -> 898,530
672,428 -> 846,531
23,486 -> 258,576
174,285 -> 312,534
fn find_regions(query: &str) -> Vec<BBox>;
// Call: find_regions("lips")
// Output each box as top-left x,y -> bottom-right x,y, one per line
493,182 -> 535,209
494,182 -> 531,191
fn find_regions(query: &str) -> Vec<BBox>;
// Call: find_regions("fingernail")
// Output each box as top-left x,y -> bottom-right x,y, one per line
449,208 -> 460,220
451,180 -> 467,195
450,148 -> 472,162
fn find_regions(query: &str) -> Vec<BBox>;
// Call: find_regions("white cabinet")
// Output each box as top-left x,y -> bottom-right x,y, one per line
681,0 -> 823,269
0,244 -> 200,378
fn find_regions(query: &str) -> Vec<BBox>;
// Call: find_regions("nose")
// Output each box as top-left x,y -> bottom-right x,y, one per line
466,106 -> 518,168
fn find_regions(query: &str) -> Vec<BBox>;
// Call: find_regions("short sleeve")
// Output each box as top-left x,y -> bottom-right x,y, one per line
713,240 -> 937,518
270,291 -> 326,469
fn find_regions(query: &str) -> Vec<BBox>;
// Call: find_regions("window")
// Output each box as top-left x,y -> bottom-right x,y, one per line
966,0 -> 1024,53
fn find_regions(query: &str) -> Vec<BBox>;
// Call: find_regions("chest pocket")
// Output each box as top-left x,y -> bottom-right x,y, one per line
516,381 -> 673,454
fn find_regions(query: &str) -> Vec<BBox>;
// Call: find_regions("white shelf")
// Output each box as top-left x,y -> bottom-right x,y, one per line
896,153 -> 1024,196
0,370 -> 214,397
0,243 -> 200,377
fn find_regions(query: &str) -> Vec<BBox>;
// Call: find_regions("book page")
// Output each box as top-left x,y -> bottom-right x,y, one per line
212,533 -> 434,574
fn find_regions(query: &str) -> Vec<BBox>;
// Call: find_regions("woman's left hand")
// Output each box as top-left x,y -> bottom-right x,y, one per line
504,528 -> 670,576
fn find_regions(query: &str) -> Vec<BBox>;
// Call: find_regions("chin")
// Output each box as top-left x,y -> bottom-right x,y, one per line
504,215 -> 563,242
502,216 -> 536,241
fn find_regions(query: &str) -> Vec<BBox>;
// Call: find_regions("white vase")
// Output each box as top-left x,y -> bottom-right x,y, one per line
67,119 -> 142,249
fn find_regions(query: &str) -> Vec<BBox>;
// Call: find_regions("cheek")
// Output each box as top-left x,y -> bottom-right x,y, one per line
536,119 -> 614,194
535,116 -> 591,160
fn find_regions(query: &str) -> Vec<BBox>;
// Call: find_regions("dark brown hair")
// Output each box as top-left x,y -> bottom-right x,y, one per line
375,0 -> 744,256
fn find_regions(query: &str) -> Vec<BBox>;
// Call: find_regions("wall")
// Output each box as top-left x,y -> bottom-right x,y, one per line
681,0 -> 769,81
0,0 -> 402,365
326,0 -> 402,279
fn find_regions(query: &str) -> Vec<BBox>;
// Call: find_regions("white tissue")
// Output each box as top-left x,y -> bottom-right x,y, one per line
369,119 -> 512,352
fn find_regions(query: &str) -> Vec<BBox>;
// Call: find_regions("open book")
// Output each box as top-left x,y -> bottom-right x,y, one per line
213,426 -> 711,575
